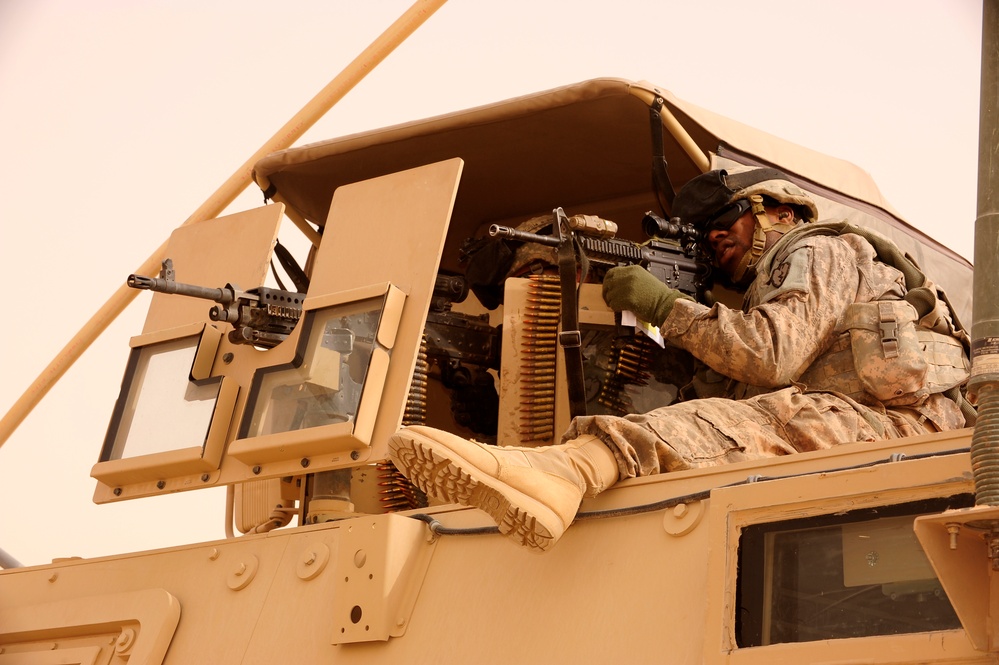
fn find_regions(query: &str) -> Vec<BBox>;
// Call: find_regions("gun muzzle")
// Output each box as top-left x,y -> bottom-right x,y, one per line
126,274 -> 156,290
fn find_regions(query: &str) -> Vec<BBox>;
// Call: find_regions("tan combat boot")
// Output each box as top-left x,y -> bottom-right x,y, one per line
388,426 -> 620,552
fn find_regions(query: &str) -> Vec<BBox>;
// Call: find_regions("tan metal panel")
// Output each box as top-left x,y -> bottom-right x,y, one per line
306,157 -> 463,466
141,204 -> 283,334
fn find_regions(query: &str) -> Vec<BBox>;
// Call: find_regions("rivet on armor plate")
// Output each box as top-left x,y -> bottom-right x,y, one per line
227,555 -> 259,590
297,543 -> 331,580
662,501 -> 704,537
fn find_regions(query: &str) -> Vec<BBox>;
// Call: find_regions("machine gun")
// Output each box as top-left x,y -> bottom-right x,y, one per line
127,259 -> 304,348
488,210 -> 703,297
422,274 -> 500,436
487,208 -> 704,419
425,275 -> 500,370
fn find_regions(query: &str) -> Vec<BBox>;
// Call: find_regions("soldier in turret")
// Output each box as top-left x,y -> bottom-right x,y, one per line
389,167 -> 973,553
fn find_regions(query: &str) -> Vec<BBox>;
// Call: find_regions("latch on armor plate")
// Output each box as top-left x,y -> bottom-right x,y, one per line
331,513 -> 436,644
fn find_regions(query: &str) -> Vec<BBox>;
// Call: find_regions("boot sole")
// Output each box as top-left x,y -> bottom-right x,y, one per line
389,432 -> 560,552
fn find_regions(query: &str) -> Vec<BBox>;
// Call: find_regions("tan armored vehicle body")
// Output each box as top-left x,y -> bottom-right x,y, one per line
2,4 -> 999,663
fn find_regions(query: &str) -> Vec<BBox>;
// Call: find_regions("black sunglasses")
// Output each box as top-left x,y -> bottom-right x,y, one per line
704,199 -> 752,232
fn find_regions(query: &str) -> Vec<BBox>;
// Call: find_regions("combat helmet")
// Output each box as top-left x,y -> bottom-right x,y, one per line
672,167 -> 818,285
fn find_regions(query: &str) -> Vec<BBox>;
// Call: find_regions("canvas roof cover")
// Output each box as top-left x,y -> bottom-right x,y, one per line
253,77 -> 972,323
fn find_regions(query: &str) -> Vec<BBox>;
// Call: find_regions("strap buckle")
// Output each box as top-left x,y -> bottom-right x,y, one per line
559,330 -> 582,348
878,301 -> 899,358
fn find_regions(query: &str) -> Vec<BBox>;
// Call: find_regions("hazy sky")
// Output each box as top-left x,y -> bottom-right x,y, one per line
0,1 -> 984,566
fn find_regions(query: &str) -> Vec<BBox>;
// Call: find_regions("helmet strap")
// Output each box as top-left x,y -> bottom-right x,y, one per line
731,195 -> 797,285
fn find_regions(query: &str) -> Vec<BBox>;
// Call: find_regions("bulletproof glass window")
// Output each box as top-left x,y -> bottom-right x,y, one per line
736,495 -> 972,647
103,334 -> 219,460
237,289 -> 403,447
93,323 -> 236,486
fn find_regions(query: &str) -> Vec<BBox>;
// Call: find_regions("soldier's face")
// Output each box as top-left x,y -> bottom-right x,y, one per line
707,211 -> 755,277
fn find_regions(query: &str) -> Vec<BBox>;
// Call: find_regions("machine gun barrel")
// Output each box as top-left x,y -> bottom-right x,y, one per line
488,224 -> 560,247
126,274 -> 233,305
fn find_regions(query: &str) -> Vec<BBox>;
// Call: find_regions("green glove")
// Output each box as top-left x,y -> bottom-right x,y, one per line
601,265 -> 692,326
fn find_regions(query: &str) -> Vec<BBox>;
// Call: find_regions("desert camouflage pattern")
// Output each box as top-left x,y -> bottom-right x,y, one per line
566,225 -> 967,477
730,173 -> 820,221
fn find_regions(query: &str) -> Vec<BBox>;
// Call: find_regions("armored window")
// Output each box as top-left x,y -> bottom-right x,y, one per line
736,495 -> 972,647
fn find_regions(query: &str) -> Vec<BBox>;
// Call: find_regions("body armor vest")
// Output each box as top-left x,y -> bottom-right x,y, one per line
751,222 -> 972,421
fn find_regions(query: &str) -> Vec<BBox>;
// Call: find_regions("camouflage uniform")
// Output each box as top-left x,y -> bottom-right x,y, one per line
564,225 -> 967,478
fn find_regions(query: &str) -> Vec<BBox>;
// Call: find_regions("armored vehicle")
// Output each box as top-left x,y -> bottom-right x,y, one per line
2,2 -> 998,663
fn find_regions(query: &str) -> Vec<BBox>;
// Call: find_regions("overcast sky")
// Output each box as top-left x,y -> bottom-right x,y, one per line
0,1 -> 984,566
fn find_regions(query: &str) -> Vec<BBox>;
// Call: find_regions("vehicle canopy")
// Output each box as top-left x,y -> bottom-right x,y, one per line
253,77 -> 972,322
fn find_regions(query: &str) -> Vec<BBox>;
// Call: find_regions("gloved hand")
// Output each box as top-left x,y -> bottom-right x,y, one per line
601,265 -> 692,326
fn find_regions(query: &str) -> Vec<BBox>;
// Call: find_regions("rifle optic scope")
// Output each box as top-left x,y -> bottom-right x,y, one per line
641,212 -> 702,245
